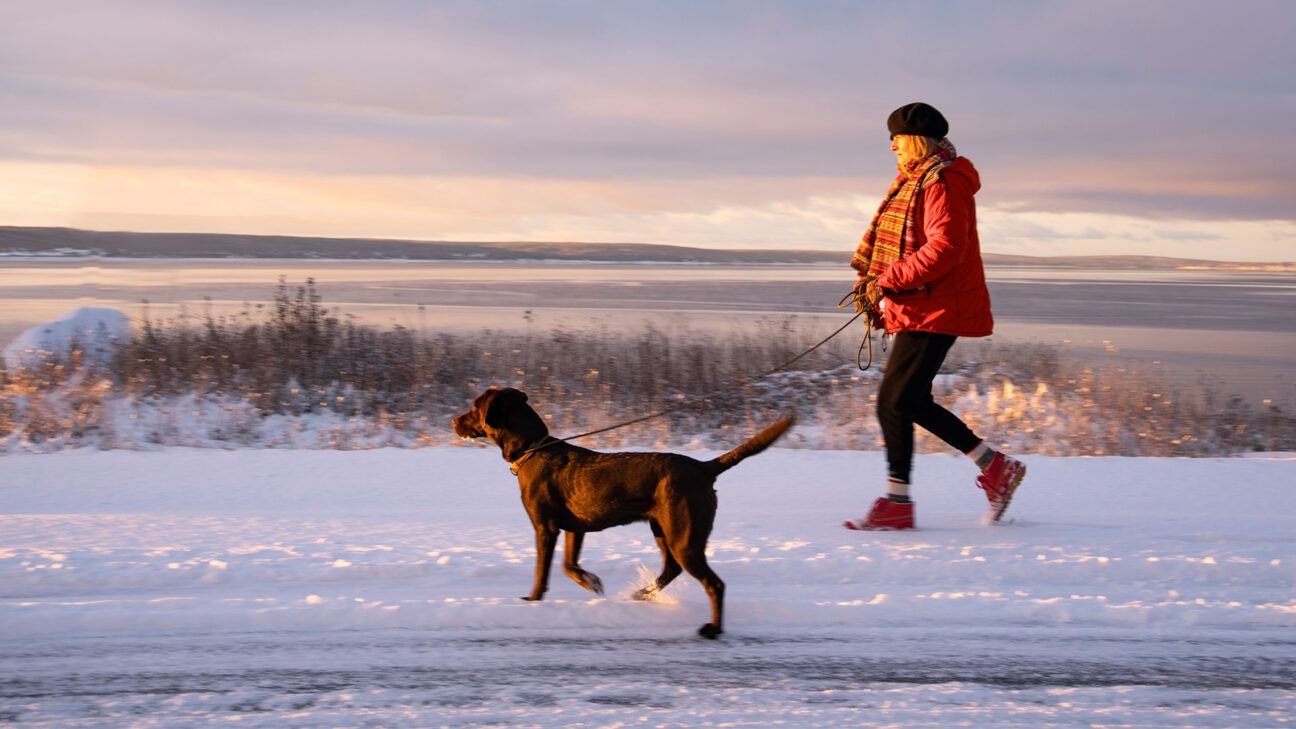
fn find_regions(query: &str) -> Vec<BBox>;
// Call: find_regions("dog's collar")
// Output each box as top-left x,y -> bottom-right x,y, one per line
510,435 -> 562,475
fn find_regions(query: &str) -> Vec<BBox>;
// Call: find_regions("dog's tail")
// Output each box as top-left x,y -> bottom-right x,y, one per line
704,414 -> 795,476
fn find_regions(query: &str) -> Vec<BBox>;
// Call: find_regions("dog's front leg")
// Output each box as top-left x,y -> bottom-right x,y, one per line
523,526 -> 559,601
563,531 -> 604,595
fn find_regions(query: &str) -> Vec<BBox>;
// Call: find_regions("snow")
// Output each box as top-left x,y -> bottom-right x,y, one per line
1,307 -> 131,371
1,446 -> 1293,726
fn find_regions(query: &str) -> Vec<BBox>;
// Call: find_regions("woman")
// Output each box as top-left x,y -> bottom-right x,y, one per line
844,102 -> 1025,530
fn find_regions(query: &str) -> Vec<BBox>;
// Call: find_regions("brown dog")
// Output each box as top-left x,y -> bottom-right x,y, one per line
452,387 -> 793,638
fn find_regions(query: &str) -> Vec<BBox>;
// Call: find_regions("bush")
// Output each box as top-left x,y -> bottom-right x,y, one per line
1,279 -> 1291,454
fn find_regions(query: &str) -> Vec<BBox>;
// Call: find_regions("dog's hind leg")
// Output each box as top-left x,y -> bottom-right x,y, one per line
633,519 -> 681,601
562,531 -> 604,595
676,549 -> 725,639
523,526 -> 559,601
662,490 -> 724,638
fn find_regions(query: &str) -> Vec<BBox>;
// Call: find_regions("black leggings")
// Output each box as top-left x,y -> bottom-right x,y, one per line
877,331 -> 982,482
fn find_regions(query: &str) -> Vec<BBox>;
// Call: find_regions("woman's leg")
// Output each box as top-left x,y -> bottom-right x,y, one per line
878,332 -> 949,483
873,331 -> 1025,526
913,387 -> 981,456
877,331 -> 980,483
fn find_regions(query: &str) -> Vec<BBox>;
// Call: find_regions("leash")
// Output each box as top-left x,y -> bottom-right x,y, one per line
508,285 -> 884,470
834,285 -> 889,371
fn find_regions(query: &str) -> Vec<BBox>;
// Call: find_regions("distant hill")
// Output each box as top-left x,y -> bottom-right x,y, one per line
0,225 -> 1290,270
0,226 -> 836,264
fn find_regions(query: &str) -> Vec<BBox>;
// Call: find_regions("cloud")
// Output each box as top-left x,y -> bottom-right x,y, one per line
0,0 -> 1293,255
4,159 -> 1290,261
977,208 -> 1291,260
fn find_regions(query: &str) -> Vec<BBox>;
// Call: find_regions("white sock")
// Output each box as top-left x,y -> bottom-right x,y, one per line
967,441 -> 997,471
887,477 -> 910,502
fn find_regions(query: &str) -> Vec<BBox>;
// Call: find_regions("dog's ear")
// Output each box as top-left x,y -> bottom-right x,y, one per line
483,387 -> 527,429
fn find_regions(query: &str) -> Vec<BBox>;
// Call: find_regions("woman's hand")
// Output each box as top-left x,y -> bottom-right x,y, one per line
854,275 -> 883,313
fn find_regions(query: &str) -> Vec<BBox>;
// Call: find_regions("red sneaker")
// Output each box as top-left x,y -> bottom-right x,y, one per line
977,452 -> 1025,522
844,497 -> 915,530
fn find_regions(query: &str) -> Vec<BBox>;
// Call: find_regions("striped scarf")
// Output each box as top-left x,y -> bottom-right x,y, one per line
851,138 -> 958,279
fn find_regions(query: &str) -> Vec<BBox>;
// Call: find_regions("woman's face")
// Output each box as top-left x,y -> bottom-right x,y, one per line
891,135 -> 923,168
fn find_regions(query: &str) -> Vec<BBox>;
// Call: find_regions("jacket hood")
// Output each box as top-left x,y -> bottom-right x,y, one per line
943,156 -> 980,194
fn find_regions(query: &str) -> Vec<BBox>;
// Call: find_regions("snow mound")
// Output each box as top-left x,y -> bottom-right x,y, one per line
2,306 -> 132,370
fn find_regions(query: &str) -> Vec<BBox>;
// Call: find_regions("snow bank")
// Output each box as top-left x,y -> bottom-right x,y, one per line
1,306 -> 131,370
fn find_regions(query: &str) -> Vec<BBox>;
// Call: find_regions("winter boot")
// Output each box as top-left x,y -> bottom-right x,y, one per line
977,452 -> 1025,522
844,497 -> 915,530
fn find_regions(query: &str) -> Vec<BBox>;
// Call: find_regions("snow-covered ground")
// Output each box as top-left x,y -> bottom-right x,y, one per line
2,446 -> 1294,727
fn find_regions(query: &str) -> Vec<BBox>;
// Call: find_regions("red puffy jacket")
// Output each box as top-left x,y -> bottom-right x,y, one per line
873,156 -> 993,337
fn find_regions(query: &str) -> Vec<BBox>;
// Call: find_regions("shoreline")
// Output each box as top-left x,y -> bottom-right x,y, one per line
1,253 -> 1293,272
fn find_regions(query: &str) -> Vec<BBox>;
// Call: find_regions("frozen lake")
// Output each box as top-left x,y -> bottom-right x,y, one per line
1,259 -> 1292,405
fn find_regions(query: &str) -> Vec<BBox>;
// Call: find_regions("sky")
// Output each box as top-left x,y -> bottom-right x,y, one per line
1,0 -> 1293,260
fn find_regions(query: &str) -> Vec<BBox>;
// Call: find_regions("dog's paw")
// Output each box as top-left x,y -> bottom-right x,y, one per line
627,565 -> 677,604
585,573 -> 605,595
697,623 -> 722,640
520,595 -> 544,602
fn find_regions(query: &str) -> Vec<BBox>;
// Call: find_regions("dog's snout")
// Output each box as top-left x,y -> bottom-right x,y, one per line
451,410 -> 480,438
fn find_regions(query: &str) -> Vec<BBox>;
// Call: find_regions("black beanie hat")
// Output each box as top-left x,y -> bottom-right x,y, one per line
887,102 -> 949,140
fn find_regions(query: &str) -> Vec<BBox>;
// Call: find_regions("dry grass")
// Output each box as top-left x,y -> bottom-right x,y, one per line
2,279 -> 1291,454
